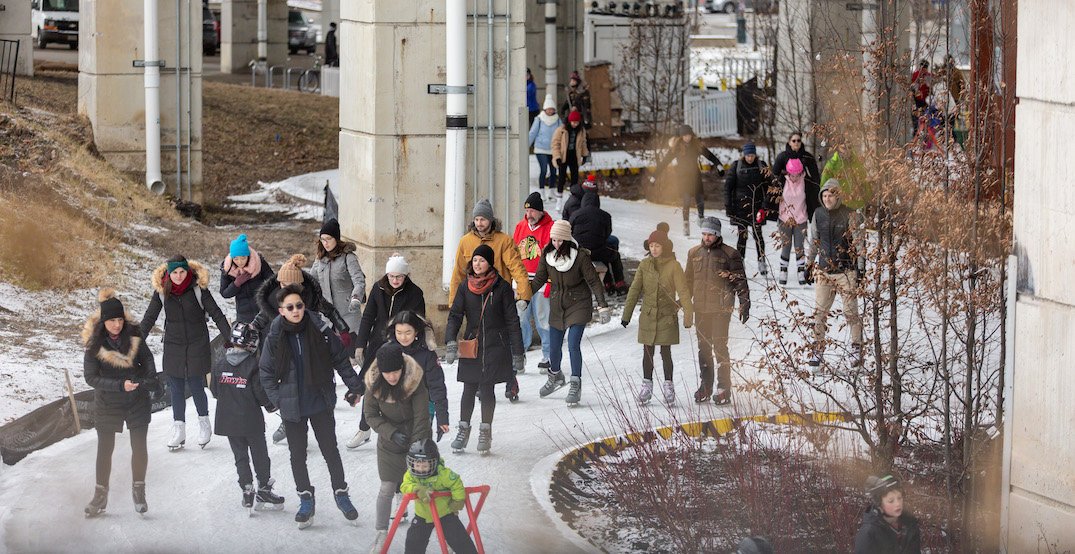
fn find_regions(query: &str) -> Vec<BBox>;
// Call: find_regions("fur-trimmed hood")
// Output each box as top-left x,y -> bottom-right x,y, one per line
82,310 -> 144,368
151,260 -> 211,294
364,354 -> 425,402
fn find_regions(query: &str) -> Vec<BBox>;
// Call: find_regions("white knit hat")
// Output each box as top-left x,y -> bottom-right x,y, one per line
542,93 -> 556,111
385,253 -> 410,275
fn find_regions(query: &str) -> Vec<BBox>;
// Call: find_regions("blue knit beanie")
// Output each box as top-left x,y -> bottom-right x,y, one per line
230,234 -> 251,258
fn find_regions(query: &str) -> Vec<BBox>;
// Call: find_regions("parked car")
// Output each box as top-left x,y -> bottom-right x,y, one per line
706,0 -> 776,14
30,0 -> 79,50
203,3 -> 220,56
288,10 -> 317,55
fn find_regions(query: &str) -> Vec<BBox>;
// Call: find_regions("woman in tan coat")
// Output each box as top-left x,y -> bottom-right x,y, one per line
551,110 -> 590,212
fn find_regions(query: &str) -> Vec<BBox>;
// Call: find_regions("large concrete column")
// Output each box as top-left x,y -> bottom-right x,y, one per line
524,0 -> 584,104
1006,1 -> 1075,549
339,0 -> 526,329
0,0 -> 34,77
220,0 -> 287,73
79,0 -> 203,201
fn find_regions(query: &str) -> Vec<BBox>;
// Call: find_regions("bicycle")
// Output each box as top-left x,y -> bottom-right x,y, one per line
299,54 -> 322,93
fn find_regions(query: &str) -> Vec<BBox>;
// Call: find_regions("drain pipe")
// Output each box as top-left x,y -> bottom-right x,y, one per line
486,0 -> 495,205
442,0 -> 468,290
175,0 -> 182,199
143,0 -> 164,194
544,1 -> 557,101
257,0 -> 267,61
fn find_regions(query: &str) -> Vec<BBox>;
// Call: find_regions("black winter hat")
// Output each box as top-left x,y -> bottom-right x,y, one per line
319,218 -> 341,241
524,191 -> 544,212
472,244 -> 495,267
98,288 -> 125,321
376,342 -> 405,373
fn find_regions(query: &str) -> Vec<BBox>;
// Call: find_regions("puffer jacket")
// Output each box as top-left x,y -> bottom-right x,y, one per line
219,250 -> 275,324
568,192 -> 612,251
82,314 -> 157,433
251,270 -> 350,336
140,261 -> 231,379
561,182 -> 586,221
805,185 -> 864,274
400,462 -> 467,524
528,116 -> 561,155
622,252 -> 693,346
445,272 -> 524,385
530,242 -> 607,330
685,238 -> 750,315
355,275 -> 426,366
853,508 -> 922,554
362,355 -> 432,483
448,220 -> 533,304
724,157 -> 773,221
311,241 -> 367,332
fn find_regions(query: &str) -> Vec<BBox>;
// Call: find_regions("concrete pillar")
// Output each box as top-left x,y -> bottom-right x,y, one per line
339,0 -> 527,330
524,0 -> 585,104
0,0 -> 34,77
220,0 -> 287,74
78,0 -> 203,202
1006,2 -> 1075,550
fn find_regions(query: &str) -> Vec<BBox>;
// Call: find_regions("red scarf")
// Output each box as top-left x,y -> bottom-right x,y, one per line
467,272 -> 497,295
167,270 -> 194,297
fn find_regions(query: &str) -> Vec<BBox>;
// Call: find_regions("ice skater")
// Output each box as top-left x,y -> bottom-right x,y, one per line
399,439 -> 478,554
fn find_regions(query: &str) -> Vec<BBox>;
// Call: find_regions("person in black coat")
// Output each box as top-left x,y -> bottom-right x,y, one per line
561,174 -> 598,221
387,310 -> 449,440
346,253 -> 427,449
324,22 -> 338,67
569,191 -> 627,292
654,124 -> 725,233
854,475 -> 922,554
82,289 -> 158,517
220,234 -> 275,324
724,142 -> 774,273
140,255 -> 230,451
770,131 -> 821,221
443,245 -> 524,454
251,254 -> 351,338
210,322 -> 284,510
258,284 -> 365,526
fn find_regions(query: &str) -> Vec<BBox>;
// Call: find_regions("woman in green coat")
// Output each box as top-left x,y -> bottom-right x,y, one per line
362,342 -> 431,547
530,220 -> 611,405
621,223 -> 694,406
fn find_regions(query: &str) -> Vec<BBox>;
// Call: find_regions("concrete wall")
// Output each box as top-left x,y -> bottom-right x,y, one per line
0,0 -> 34,77
338,0 -> 527,331
320,0 -> 339,39
524,0 -> 585,104
1007,1 -> 1075,550
220,0 -> 287,73
78,0 -> 203,201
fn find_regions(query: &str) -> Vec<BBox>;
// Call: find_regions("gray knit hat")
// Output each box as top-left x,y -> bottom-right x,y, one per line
472,198 -> 494,221
700,217 -> 721,235
821,178 -> 841,193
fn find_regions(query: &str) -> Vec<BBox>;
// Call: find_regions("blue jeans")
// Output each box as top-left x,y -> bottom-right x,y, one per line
168,374 -> 209,421
536,154 -> 557,191
519,285 -> 551,361
548,324 -> 585,377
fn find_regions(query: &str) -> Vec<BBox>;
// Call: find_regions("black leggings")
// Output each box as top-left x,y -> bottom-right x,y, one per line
642,345 -> 674,381
96,426 -> 148,487
405,512 -> 478,554
459,382 -> 495,424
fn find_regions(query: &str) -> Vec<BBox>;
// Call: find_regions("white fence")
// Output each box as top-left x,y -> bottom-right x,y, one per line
684,89 -> 736,138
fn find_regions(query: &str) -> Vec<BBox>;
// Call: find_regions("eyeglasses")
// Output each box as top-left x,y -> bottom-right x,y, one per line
282,302 -> 305,312
790,139 -> 802,143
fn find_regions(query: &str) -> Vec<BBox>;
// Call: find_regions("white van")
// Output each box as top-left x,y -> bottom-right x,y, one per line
30,0 -> 80,50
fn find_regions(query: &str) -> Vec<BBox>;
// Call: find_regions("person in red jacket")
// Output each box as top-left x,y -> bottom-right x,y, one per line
513,192 -> 554,372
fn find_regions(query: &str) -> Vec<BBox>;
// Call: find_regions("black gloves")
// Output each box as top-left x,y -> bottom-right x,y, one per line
344,390 -> 361,407
390,431 -> 409,448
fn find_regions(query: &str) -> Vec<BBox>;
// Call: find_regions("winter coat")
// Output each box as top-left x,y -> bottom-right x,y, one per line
220,250 -> 275,324
806,191 -> 864,274
362,355 -> 432,483
396,335 -> 450,428
568,192 -> 612,251
526,79 -> 539,112
778,173 -> 809,226
771,143 -> 821,220
445,273 -> 524,385
210,348 -> 272,437
528,117 -> 561,155
400,462 -> 467,524
355,275 -> 426,359
551,125 -> 590,166
623,253 -> 693,346
513,212 -> 555,277
685,239 -> 750,315
724,158 -> 773,221
324,29 -> 338,65
311,242 -> 367,332
258,311 -> 362,423
562,84 -> 593,127
140,261 -> 231,379
531,242 -> 608,330
82,315 -> 157,433
449,221 -> 533,304
853,508 -> 922,554
561,182 -> 585,221
251,269 -> 350,335
655,139 -> 723,196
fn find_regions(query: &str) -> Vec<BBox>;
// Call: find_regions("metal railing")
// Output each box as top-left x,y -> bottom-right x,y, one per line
684,89 -> 737,138
1,39 -> 20,103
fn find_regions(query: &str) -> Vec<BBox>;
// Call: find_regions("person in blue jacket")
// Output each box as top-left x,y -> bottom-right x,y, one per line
526,68 -> 540,127
528,94 -> 562,202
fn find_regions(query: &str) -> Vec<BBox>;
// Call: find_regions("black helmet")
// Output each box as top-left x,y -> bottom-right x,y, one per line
407,438 -> 440,478
865,474 -> 902,503
230,321 -> 259,350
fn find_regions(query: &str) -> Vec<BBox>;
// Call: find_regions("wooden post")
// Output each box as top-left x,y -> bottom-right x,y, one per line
64,368 -> 82,433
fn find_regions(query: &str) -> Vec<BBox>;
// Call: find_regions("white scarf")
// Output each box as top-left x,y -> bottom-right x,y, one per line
545,245 -> 578,272
538,112 -> 559,126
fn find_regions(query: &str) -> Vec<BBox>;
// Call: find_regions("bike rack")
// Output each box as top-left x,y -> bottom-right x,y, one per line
298,69 -> 319,93
381,485 -> 490,554
284,67 -> 302,90
267,65 -> 283,88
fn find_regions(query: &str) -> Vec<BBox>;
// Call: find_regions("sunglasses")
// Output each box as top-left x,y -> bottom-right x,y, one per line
790,138 -> 802,143
282,302 -> 305,312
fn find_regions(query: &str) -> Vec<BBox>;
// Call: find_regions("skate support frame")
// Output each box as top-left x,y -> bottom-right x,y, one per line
380,485 -> 490,554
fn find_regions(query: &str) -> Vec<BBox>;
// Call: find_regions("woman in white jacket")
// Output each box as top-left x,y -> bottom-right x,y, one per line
528,94 -> 562,202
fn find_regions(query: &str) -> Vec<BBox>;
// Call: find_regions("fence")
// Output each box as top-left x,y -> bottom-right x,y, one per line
684,89 -> 737,138
1,39 -> 20,103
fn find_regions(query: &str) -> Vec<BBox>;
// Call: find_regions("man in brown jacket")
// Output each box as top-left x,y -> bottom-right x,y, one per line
685,217 -> 750,404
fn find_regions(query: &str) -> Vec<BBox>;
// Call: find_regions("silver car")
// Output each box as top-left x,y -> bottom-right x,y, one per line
288,10 -> 317,55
